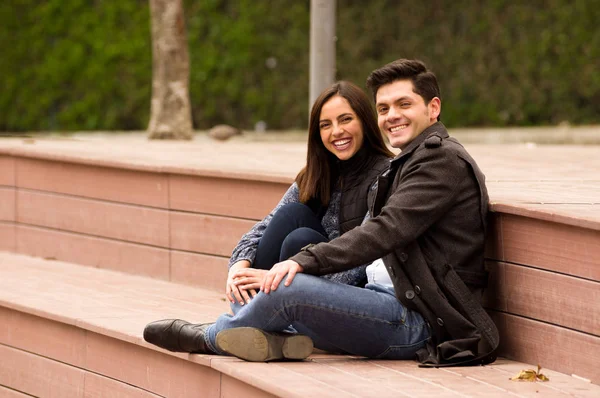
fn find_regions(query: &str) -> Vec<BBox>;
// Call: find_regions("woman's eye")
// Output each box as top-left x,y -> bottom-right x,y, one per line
319,123 -> 329,129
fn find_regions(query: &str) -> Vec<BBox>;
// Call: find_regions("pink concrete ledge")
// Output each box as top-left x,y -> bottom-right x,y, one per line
0,252 -> 599,397
1,136 -> 598,229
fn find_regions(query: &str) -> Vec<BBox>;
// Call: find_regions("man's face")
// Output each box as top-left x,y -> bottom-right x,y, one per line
375,79 -> 440,149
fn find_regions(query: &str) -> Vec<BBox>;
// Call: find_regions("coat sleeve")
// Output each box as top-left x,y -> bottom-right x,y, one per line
228,183 -> 300,267
291,147 -> 466,275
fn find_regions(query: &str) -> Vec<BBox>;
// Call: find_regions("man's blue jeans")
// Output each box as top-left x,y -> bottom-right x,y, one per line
205,273 -> 430,359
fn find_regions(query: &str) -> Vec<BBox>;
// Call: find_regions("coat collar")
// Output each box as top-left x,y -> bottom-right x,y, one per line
390,122 -> 449,165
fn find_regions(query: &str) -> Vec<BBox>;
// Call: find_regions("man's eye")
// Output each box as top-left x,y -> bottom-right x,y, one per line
377,107 -> 388,114
401,102 -> 410,107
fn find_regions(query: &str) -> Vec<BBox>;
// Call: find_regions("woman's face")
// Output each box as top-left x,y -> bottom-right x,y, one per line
318,95 -> 364,161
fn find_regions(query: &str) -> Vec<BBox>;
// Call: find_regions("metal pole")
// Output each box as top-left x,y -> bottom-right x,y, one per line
309,0 -> 336,110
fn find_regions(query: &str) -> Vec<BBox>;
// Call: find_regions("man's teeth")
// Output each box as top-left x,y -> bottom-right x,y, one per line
390,125 -> 408,132
333,139 -> 351,147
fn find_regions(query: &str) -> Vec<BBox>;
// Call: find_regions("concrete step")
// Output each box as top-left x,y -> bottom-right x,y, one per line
1,251 -> 598,397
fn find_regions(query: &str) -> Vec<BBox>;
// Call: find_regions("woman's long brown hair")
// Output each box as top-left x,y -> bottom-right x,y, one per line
296,81 -> 393,205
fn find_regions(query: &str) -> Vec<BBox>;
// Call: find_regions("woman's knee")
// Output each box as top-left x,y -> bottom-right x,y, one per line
272,203 -> 316,224
280,227 -> 328,260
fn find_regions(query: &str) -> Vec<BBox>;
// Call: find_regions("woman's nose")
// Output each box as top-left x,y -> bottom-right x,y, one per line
332,124 -> 344,136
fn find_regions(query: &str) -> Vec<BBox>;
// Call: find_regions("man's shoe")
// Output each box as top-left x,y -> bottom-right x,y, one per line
216,327 -> 313,362
143,319 -> 215,354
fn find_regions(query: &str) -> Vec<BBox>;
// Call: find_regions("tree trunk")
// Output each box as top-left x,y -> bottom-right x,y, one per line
147,0 -> 193,140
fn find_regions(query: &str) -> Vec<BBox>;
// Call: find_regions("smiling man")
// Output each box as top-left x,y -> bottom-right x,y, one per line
376,78 -> 440,149
144,59 -> 499,367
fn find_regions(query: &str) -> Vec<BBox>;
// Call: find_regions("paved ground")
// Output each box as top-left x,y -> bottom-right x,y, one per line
0,129 -> 598,228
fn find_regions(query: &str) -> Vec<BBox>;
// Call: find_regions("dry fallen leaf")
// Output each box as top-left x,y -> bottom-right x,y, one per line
510,364 -> 549,382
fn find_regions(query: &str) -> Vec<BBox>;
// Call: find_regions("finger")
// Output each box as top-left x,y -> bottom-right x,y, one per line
249,288 -> 258,298
233,276 -> 249,285
225,282 -> 234,303
239,286 -> 251,304
231,284 -> 245,305
270,270 -> 286,292
234,276 -> 261,286
238,281 -> 261,291
284,267 -> 298,286
233,268 -> 257,278
262,271 -> 275,293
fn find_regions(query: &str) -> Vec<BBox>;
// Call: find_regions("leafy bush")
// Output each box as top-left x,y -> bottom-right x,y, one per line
0,0 -> 151,131
337,0 -> 600,126
0,0 -> 598,131
184,0 -> 309,130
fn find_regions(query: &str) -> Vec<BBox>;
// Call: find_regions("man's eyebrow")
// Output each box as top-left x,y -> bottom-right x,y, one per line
376,96 -> 412,107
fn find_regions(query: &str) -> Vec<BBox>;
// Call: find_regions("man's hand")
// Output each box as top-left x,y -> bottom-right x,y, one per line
226,260 -> 251,304
261,260 -> 304,294
232,268 -> 267,299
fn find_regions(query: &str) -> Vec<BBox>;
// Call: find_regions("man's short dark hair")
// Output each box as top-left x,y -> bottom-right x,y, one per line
366,59 -> 441,120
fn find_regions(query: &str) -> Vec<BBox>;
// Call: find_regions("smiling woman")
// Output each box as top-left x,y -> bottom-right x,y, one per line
319,96 -> 365,161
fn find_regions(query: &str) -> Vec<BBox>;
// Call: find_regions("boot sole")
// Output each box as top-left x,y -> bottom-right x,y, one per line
216,327 -> 313,362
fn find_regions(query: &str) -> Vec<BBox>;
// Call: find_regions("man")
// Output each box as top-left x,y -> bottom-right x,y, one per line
144,59 -> 498,366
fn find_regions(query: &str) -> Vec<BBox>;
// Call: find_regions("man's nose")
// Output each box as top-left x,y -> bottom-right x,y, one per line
387,106 -> 401,121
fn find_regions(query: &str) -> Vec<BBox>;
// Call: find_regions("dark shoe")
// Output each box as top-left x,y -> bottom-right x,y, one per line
143,319 -> 215,354
216,327 -> 313,362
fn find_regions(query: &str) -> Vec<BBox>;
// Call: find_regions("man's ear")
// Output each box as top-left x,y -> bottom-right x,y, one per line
428,97 -> 441,121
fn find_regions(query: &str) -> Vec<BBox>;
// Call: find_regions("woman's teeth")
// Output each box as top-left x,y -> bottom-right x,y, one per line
333,139 -> 351,148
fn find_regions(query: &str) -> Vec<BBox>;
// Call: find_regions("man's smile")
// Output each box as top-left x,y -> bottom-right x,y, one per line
389,124 -> 408,133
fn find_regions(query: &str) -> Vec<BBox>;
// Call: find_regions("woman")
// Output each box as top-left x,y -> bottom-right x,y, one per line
226,81 -> 393,306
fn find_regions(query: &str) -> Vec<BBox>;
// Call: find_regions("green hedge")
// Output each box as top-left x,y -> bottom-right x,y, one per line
0,0 -> 598,131
337,0 -> 600,127
0,0 -> 152,131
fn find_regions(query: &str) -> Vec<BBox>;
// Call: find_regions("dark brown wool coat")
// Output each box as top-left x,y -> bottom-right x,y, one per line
292,122 -> 499,366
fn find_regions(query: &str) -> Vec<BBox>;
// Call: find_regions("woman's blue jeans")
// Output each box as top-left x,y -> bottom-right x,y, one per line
207,273 -> 430,359
253,203 -> 328,270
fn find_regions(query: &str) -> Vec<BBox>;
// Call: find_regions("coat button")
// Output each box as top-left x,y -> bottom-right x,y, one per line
399,252 -> 408,262
405,290 -> 415,300
414,285 -> 421,295
386,265 -> 395,276
437,318 -> 444,327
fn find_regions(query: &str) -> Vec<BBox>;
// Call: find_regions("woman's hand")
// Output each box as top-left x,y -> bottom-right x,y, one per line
232,268 -> 267,299
226,260 -> 251,304
261,260 -> 304,294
